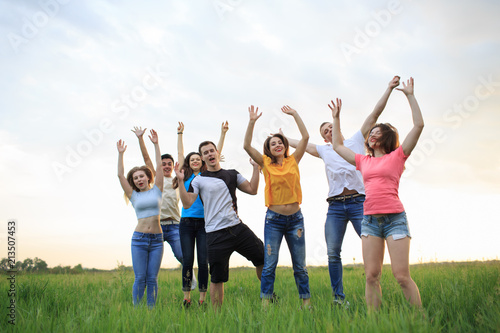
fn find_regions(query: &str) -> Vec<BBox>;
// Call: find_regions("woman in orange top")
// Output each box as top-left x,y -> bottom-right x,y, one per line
244,105 -> 311,308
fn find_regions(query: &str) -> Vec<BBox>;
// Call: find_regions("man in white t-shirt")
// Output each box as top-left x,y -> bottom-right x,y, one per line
175,141 -> 264,309
285,76 -> 401,306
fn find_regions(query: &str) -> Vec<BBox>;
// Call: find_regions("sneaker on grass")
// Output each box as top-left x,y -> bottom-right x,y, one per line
333,299 -> 350,309
182,299 -> 191,309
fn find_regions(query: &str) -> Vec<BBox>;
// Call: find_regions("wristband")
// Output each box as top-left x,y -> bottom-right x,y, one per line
177,132 -> 183,134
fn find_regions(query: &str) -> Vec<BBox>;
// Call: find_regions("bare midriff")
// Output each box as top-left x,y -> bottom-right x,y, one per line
269,202 -> 300,216
135,215 -> 162,234
338,188 -> 359,196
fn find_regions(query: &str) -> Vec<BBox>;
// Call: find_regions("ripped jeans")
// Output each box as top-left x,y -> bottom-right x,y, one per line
260,209 -> 310,299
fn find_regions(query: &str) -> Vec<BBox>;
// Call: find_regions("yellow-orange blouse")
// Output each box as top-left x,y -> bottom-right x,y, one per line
262,154 -> 302,207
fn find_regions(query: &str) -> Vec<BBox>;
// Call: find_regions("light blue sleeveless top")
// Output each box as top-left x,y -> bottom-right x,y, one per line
130,185 -> 162,219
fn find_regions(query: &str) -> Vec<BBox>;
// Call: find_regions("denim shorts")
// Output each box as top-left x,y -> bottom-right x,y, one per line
361,211 -> 411,240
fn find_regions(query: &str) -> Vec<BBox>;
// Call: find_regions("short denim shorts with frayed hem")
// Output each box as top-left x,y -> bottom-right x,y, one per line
361,211 -> 411,240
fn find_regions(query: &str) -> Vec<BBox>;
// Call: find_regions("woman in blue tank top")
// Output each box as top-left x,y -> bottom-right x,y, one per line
117,129 -> 164,308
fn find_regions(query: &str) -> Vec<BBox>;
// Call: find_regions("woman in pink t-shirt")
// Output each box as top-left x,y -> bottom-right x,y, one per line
330,77 -> 424,310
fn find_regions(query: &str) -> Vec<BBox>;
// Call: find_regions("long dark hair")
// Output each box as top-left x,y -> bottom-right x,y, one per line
263,134 -> 289,164
173,152 -> 206,189
365,123 -> 399,156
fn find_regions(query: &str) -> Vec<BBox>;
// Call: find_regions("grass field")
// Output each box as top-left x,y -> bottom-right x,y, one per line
1,261 -> 499,332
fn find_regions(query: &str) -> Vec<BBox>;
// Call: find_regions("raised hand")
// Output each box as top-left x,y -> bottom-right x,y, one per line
117,140 -> 127,153
328,98 -> 342,118
249,158 -> 260,168
388,75 -> 401,89
221,121 -> 229,133
177,122 -> 184,133
281,105 -> 297,116
174,162 -> 185,181
396,77 -> 414,96
149,129 -> 159,144
131,126 -> 147,137
248,105 -> 262,122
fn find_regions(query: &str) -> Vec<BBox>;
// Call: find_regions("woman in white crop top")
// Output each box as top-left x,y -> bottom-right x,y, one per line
331,78 -> 424,310
117,129 -> 164,308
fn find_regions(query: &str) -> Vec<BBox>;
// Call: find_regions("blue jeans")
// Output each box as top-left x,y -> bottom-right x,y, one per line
179,217 -> 209,292
161,224 -> 183,264
131,232 -> 164,307
261,209 -> 310,299
325,195 -> 364,300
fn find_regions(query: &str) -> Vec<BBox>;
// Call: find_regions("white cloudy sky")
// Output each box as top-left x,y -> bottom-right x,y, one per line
1,0 -> 499,270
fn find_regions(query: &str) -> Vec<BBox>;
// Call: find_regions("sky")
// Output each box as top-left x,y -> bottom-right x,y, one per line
0,0 -> 499,270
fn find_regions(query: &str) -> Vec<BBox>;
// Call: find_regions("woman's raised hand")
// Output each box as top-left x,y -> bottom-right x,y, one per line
281,105 -> 297,116
131,126 -> 147,137
149,129 -> 159,144
388,76 -> 401,89
328,98 -> 342,118
221,121 -> 229,133
117,139 -> 127,153
396,77 -> 414,96
248,105 -> 262,122
177,122 -> 184,133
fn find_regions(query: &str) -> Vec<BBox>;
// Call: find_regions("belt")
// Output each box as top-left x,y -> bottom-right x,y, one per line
160,219 -> 178,225
327,193 -> 364,202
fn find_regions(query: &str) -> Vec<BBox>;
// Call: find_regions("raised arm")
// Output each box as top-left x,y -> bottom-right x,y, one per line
117,140 -> 133,198
132,126 -> 155,177
398,77 -> 424,156
281,106 -> 309,163
149,129 -> 163,191
330,99 -> 356,166
237,158 -> 260,195
217,121 -> 229,153
360,76 -> 400,137
173,162 -> 198,208
243,105 -> 264,167
281,128 -> 319,158
177,122 -> 185,170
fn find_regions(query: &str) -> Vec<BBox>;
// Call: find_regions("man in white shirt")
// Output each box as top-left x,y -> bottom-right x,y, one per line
285,76 -> 400,306
175,140 -> 264,309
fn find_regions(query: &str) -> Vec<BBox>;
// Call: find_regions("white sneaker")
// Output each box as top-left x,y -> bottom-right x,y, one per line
190,274 -> 197,291
333,299 -> 350,310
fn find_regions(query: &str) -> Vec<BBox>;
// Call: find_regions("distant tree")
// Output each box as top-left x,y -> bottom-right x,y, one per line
51,265 -> 72,274
15,261 -> 22,271
0,258 -> 9,271
33,257 -> 48,272
72,264 -> 84,274
22,258 -> 34,272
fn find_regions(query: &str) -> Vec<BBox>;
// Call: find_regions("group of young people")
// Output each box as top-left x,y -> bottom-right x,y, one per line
117,76 -> 423,311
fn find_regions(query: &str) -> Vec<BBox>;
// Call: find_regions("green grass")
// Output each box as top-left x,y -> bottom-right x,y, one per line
1,261 -> 499,332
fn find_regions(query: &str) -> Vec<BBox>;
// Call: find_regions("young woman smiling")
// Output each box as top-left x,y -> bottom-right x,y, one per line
117,129 -> 164,308
244,105 -> 311,308
331,77 -> 424,310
